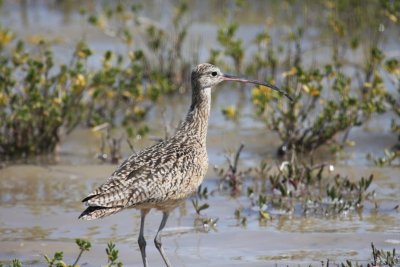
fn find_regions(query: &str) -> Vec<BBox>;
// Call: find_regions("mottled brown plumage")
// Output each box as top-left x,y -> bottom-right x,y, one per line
80,64 -> 215,220
79,63 -> 291,267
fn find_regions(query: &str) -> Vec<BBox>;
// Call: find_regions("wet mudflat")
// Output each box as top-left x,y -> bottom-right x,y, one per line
0,163 -> 399,266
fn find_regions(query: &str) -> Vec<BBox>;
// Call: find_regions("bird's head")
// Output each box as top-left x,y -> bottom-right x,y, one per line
191,63 -> 293,101
191,63 -> 225,89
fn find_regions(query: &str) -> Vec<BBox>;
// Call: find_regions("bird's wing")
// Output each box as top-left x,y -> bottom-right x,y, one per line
78,152 -> 156,220
81,141 -> 176,208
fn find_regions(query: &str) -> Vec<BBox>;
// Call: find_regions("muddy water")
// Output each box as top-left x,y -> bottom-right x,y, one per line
1,1 -> 400,266
0,162 -> 399,266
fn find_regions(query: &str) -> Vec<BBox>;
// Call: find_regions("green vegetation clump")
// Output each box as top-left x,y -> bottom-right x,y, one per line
0,2 -> 198,159
214,0 -> 399,156
85,2 -> 194,94
216,153 -> 376,219
366,58 -> 400,166
0,38 -> 86,157
0,34 -> 154,159
214,144 -> 246,196
0,239 -> 125,267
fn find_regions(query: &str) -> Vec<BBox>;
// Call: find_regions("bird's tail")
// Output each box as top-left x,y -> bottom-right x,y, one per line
78,206 -> 123,220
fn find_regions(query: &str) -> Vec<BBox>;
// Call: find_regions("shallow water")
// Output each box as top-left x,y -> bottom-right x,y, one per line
0,163 -> 399,266
1,1 -> 400,266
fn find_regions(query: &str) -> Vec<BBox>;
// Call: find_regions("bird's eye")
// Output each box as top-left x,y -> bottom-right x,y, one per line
211,71 -> 218,77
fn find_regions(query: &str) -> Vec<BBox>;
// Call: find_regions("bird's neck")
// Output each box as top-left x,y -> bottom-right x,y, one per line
177,87 -> 211,143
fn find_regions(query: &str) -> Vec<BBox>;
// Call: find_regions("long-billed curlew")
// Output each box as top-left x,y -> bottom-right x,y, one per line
79,63 -> 292,266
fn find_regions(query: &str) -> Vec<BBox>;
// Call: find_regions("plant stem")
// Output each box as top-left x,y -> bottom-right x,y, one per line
72,249 -> 84,267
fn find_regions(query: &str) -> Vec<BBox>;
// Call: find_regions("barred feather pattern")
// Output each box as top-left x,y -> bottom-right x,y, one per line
79,64 -> 218,220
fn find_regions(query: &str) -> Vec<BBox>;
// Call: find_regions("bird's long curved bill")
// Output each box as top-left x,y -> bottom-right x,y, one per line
223,74 -> 293,101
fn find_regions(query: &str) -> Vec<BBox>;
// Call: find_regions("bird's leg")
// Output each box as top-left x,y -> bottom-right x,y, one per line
138,209 -> 149,267
154,211 -> 172,267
